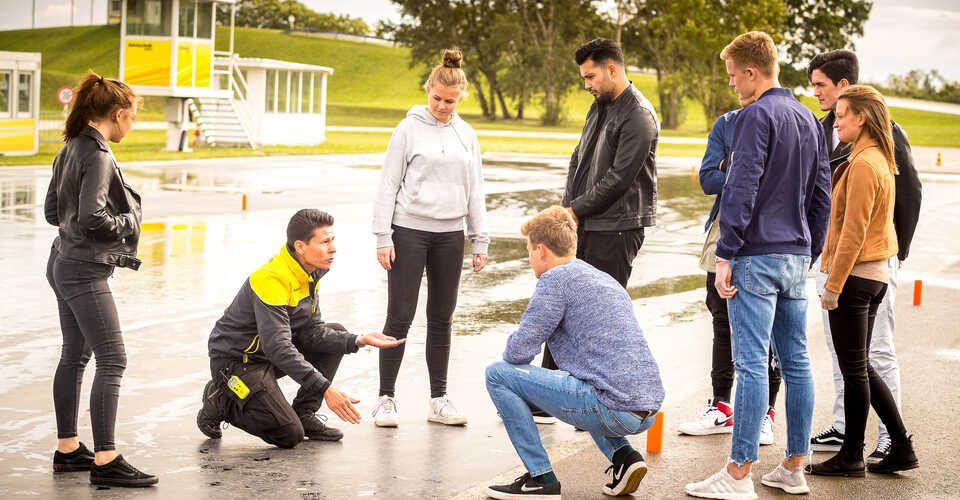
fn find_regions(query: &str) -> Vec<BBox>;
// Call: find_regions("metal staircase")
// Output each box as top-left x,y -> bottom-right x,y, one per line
189,53 -> 258,148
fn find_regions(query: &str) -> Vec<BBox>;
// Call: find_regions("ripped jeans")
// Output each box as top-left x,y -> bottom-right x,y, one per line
485,361 -> 655,476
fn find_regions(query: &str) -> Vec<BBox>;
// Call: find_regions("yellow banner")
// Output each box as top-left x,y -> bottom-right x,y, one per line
124,40 -> 171,86
177,41 -> 193,87
0,119 -> 35,154
195,42 -> 211,88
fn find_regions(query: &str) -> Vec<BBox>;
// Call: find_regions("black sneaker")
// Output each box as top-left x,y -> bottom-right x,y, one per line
197,379 -> 223,439
89,455 -> 158,487
603,449 -> 647,496
300,412 -> 343,441
486,473 -> 561,499
53,442 -> 95,472
810,424 -> 844,452
866,436 -> 891,465
867,435 -> 919,474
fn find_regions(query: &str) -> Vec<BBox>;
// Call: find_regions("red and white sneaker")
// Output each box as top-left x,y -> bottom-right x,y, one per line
760,407 -> 775,446
678,399 -> 734,436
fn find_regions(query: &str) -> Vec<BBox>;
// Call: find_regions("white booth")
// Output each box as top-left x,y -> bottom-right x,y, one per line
0,51 -> 41,156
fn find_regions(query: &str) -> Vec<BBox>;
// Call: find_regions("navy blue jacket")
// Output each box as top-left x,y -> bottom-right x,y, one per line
699,109 -> 741,231
716,88 -> 831,261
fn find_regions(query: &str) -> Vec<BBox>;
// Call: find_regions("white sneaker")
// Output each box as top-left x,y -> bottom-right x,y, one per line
373,395 -> 399,427
428,395 -> 467,425
759,408 -> 775,446
679,400 -> 734,436
684,466 -> 758,500
760,463 -> 809,495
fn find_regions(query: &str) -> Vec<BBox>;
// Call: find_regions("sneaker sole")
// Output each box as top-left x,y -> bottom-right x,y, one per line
759,435 -> 774,446
867,461 -> 919,474
683,487 -> 757,500
602,460 -> 647,496
678,426 -> 733,436
865,455 -> 886,465
760,478 -> 810,495
53,463 -> 92,472
810,443 -> 842,452
485,487 -> 560,500
533,416 -> 557,425
90,476 -> 159,488
374,420 -> 399,428
806,468 -> 865,478
427,416 -> 467,425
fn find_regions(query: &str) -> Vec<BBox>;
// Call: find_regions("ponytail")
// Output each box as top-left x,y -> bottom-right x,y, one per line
62,70 -> 141,142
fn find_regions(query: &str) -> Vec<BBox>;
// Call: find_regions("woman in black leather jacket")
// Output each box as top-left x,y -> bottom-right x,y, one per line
42,71 -> 156,487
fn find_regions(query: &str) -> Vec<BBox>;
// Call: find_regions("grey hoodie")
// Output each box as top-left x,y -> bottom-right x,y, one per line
373,105 -> 490,254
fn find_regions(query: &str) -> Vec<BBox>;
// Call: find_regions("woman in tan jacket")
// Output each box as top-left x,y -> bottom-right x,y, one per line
808,85 -> 918,477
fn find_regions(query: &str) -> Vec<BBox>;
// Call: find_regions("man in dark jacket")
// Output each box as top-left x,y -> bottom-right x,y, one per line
562,38 -> 660,288
806,49 -> 923,465
197,209 -> 404,448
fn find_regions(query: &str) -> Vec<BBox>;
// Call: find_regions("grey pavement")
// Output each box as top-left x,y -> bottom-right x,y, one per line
0,154 -> 958,499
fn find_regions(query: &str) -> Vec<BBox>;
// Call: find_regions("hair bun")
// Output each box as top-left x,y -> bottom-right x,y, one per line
442,48 -> 463,69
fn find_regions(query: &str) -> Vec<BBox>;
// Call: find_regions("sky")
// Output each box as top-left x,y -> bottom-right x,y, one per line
1,0 -> 958,82
312,0 -> 960,83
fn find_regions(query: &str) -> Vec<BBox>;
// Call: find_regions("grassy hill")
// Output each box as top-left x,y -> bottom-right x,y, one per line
0,25 -> 957,147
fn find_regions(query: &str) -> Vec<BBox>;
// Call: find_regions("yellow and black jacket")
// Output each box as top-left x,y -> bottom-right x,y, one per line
208,245 -> 359,396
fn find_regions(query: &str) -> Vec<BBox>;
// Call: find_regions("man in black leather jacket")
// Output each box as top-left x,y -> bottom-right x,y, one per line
562,38 -> 660,288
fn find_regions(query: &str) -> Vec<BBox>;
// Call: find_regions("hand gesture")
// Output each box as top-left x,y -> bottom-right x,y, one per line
359,332 -> 406,349
377,246 -> 396,271
323,385 -> 361,423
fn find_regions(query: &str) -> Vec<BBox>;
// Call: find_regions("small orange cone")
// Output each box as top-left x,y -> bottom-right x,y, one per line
937,152 -> 942,166
913,280 -> 922,306
242,194 -> 247,211
646,411 -> 665,453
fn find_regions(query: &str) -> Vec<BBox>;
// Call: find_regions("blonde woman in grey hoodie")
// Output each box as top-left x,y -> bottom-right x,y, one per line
371,48 -> 489,428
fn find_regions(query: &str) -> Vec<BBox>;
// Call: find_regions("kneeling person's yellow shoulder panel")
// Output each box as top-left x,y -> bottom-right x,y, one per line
250,269 -> 301,307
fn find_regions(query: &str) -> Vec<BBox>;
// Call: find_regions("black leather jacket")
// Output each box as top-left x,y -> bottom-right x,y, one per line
563,83 -> 660,230
821,111 -> 922,261
44,125 -> 142,270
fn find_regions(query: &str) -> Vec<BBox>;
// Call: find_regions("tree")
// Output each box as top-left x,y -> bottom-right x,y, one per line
232,0 -> 370,34
779,0 -> 872,87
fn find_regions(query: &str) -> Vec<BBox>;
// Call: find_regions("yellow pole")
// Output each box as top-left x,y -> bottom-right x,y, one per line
937,152 -> 942,166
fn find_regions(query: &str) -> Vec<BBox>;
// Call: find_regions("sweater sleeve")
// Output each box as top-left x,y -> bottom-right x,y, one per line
465,130 -> 489,255
825,162 -> 880,294
372,124 -> 408,248
503,274 -> 565,365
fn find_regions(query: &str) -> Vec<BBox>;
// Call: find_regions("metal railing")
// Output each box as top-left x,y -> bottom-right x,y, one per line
212,52 -> 258,148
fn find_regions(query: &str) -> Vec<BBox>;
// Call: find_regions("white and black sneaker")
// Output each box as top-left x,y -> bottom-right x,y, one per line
810,424 -> 844,452
487,473 -> 561,499
603,449 -> 647,496
866,436 -> 891,465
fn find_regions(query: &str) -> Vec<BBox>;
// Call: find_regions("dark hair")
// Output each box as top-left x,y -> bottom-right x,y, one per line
807,50 -> 859,85
574,38 -> 624,67
287,209 -> 334,247
63,70 -> 141,142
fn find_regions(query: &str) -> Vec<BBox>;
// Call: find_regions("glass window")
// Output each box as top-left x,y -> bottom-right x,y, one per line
0,72 -> 9,116
314,73 -> 324,114
18,73 -> 31,115
197,2 -> 213,39
266,70 -> 276,112
178,0 -> 196,37
126,0 -> 173,36
278,71 -> 288,113
291,72 -> 302,113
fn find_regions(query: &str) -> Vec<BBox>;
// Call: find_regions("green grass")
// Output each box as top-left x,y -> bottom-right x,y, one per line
2,25 -> 957,148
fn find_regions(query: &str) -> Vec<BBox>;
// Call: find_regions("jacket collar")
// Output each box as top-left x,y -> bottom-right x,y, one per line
280,244 -> 326,285
849,138 -> 880,159
607,82 -> 636,108
758,87 -> 793,101
79,125 -> 110,152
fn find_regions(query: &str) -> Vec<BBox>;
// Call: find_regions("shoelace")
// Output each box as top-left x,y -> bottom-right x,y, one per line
875,437 -> 892,453
812,425 -> 839,439
435,397 -> 458,417
373,397 -> 397,417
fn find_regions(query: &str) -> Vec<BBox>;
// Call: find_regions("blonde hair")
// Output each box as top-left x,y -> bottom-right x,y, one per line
423,48 -> 468,93
521,206 -> 577,257
839,85 -> 898,175
720,31 -> 778,77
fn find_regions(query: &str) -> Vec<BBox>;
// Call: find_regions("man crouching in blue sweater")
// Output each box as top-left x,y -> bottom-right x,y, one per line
485,206 -> 665,500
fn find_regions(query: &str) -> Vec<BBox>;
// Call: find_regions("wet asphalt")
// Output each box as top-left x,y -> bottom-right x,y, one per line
0,153 -> 958,499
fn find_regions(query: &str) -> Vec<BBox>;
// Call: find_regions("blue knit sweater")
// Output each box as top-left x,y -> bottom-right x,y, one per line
503,259 -> 665,411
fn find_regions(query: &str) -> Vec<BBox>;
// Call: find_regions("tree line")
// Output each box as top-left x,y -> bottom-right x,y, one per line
871,69 -> 960,106
223,0 -> 370,35
379,0 -> 872,128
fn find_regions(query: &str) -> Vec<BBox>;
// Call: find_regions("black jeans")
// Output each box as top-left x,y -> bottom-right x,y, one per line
705,272 -> 782,405
46,246 -> 126,452
828,275 -> 908,449
379,225 -> 464,399
209,332 -> 344,449
542,228 -> 644,371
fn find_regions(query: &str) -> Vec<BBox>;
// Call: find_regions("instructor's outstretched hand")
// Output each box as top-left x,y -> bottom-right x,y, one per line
324,385 -> 362,424
359,332 -> 406,349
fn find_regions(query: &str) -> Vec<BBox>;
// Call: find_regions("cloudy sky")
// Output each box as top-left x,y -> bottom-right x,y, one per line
313,0 -> 960,83
2,0 -> 958,82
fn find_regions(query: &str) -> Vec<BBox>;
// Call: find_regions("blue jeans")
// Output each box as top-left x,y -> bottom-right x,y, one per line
727,254 -> 814,465
485,360 -> 655,476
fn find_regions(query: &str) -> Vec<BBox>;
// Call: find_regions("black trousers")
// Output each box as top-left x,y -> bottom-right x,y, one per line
705,272 -> 782,405
542,228 -> 644,371
828,275 -> 907,449
379,225 -> 464,398
46,246 -> 126,452
208,329 -> 345,449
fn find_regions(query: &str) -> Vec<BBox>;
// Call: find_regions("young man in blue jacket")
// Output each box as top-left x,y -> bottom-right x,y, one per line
685,32 -> 831,499
485,206 -> 664,499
